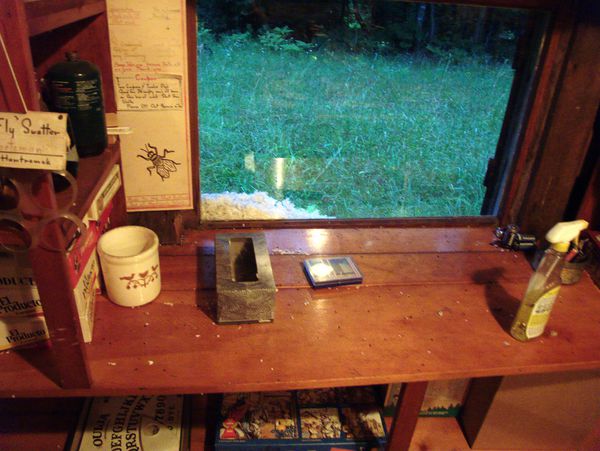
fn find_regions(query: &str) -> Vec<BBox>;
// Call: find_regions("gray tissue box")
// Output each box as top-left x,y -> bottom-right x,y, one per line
215,232 -> 276,324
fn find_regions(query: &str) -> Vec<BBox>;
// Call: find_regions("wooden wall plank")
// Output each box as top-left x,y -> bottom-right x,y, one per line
25,0 -> 105,37
182,227 -> 504,254
505,0 -> 600,237
158,251 -> 533,291
0,0 -> 37,111
30,11 -> 117,113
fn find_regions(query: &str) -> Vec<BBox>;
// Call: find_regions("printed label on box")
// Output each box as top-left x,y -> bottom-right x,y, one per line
0,255 -> 41,317
0,314 -> 48,351
73,251 -> 99,343
0,290 -> 42,317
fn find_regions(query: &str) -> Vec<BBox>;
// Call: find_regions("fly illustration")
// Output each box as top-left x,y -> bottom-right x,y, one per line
137,143 -> 181,181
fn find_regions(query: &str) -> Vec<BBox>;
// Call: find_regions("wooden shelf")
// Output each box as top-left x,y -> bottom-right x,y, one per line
1,227 -> 599,398
0,399 -> 506,451
24,0 -> 106,36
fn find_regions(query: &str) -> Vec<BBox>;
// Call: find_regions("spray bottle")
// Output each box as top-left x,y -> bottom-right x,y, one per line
510,219 -> 588,342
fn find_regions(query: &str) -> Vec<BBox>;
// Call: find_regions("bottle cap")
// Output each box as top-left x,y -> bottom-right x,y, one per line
546,219 -> 589,252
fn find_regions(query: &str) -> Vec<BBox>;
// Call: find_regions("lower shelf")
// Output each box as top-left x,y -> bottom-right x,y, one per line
0,394 -> 473,451
6,397 -> 587,451
0,395 -> 210,451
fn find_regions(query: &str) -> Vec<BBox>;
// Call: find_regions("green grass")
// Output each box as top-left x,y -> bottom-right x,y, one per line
199,40 -> 514,218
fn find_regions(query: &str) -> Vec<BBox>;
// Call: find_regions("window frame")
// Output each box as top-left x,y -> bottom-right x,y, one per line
170,0 -> 599,241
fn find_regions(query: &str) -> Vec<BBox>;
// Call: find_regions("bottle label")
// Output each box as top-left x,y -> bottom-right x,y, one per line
49,79 -> 102,112
525,286 -> 560,339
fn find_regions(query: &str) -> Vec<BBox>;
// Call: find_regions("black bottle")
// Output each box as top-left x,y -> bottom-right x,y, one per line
45,52 -> 107,157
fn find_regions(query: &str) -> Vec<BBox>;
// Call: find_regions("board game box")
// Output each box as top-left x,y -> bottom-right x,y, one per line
215,387 -> 387,450
69,395 -> 190,451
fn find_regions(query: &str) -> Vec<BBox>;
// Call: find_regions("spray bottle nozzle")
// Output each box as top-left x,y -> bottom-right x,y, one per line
546,219 -> 589,252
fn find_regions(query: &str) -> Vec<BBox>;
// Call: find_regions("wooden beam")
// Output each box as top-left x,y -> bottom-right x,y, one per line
25,0 -> 105,37
386,381 -> 428,451
0,0 -> 37,111
504,0 -> 600,237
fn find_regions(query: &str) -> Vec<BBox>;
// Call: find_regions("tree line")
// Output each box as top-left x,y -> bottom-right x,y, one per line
197,0 -> 530,62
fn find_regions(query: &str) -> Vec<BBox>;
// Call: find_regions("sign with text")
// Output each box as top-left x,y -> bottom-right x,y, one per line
107,0 -> 193,211
0,112 -> 68,170
116,74 -> 183,111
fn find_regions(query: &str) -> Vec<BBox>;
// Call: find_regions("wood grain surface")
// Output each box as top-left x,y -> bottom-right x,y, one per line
1,227 -> 598,398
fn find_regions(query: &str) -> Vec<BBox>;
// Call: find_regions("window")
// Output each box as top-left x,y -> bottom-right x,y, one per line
197,1 -> 546,221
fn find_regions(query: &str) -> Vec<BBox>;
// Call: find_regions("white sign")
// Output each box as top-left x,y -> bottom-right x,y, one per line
107,0 -> 193,211
116,74 -> 183,111
0,112 -> 68,170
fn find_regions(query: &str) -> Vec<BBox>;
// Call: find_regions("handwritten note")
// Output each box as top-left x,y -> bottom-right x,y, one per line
107,0 -> 193,211
0,112 -> 68,170
108,5 -> 184,73
116,75 -> 182,111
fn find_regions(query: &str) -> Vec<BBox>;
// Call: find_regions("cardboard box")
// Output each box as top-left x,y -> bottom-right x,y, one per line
215,387 -> 387,450
72,250 -> 100,343
383,379 -> 469,417
0,254 -> 48,350
0,313 -> 48,351
83,164 -> 122,223
0,254 -> 41,318
67,192 -> 117,343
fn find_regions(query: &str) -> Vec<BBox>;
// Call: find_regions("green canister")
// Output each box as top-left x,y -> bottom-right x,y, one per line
45,52 -> 107,157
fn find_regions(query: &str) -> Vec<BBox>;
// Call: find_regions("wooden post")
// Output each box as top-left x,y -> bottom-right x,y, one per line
0,0 -> 92,388
386,381 -> 428,451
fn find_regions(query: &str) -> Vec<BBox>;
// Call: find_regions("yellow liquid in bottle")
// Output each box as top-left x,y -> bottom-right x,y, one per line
510,253 -> 563,342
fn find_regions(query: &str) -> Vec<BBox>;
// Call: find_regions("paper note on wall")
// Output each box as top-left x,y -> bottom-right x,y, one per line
107,0 -> 193,211
116,74 -> 183,111
0,112 -> 68,171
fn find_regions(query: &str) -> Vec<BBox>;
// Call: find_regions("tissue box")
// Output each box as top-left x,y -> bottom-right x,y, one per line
215,233 -> 276,324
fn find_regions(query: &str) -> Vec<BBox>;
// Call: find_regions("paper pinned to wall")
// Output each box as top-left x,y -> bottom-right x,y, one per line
117,111 -> 192,210
116,74 -> 183,111
0,112 -> 68,171
107,0 -> 193,211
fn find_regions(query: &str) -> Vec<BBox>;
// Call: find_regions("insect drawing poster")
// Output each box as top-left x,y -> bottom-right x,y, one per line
107,0 -> 193,211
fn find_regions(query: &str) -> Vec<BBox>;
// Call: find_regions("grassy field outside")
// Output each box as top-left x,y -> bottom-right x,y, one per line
199,35 -> 514,218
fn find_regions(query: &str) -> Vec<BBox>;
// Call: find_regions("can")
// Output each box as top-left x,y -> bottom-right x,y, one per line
45,52 -> 107,157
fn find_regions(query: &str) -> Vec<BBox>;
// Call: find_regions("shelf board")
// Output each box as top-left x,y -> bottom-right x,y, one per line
1,227 -> 599,397
25,0 -> 106,37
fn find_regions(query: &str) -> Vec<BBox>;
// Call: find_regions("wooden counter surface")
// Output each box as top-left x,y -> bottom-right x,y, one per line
1,227 -> 599,397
